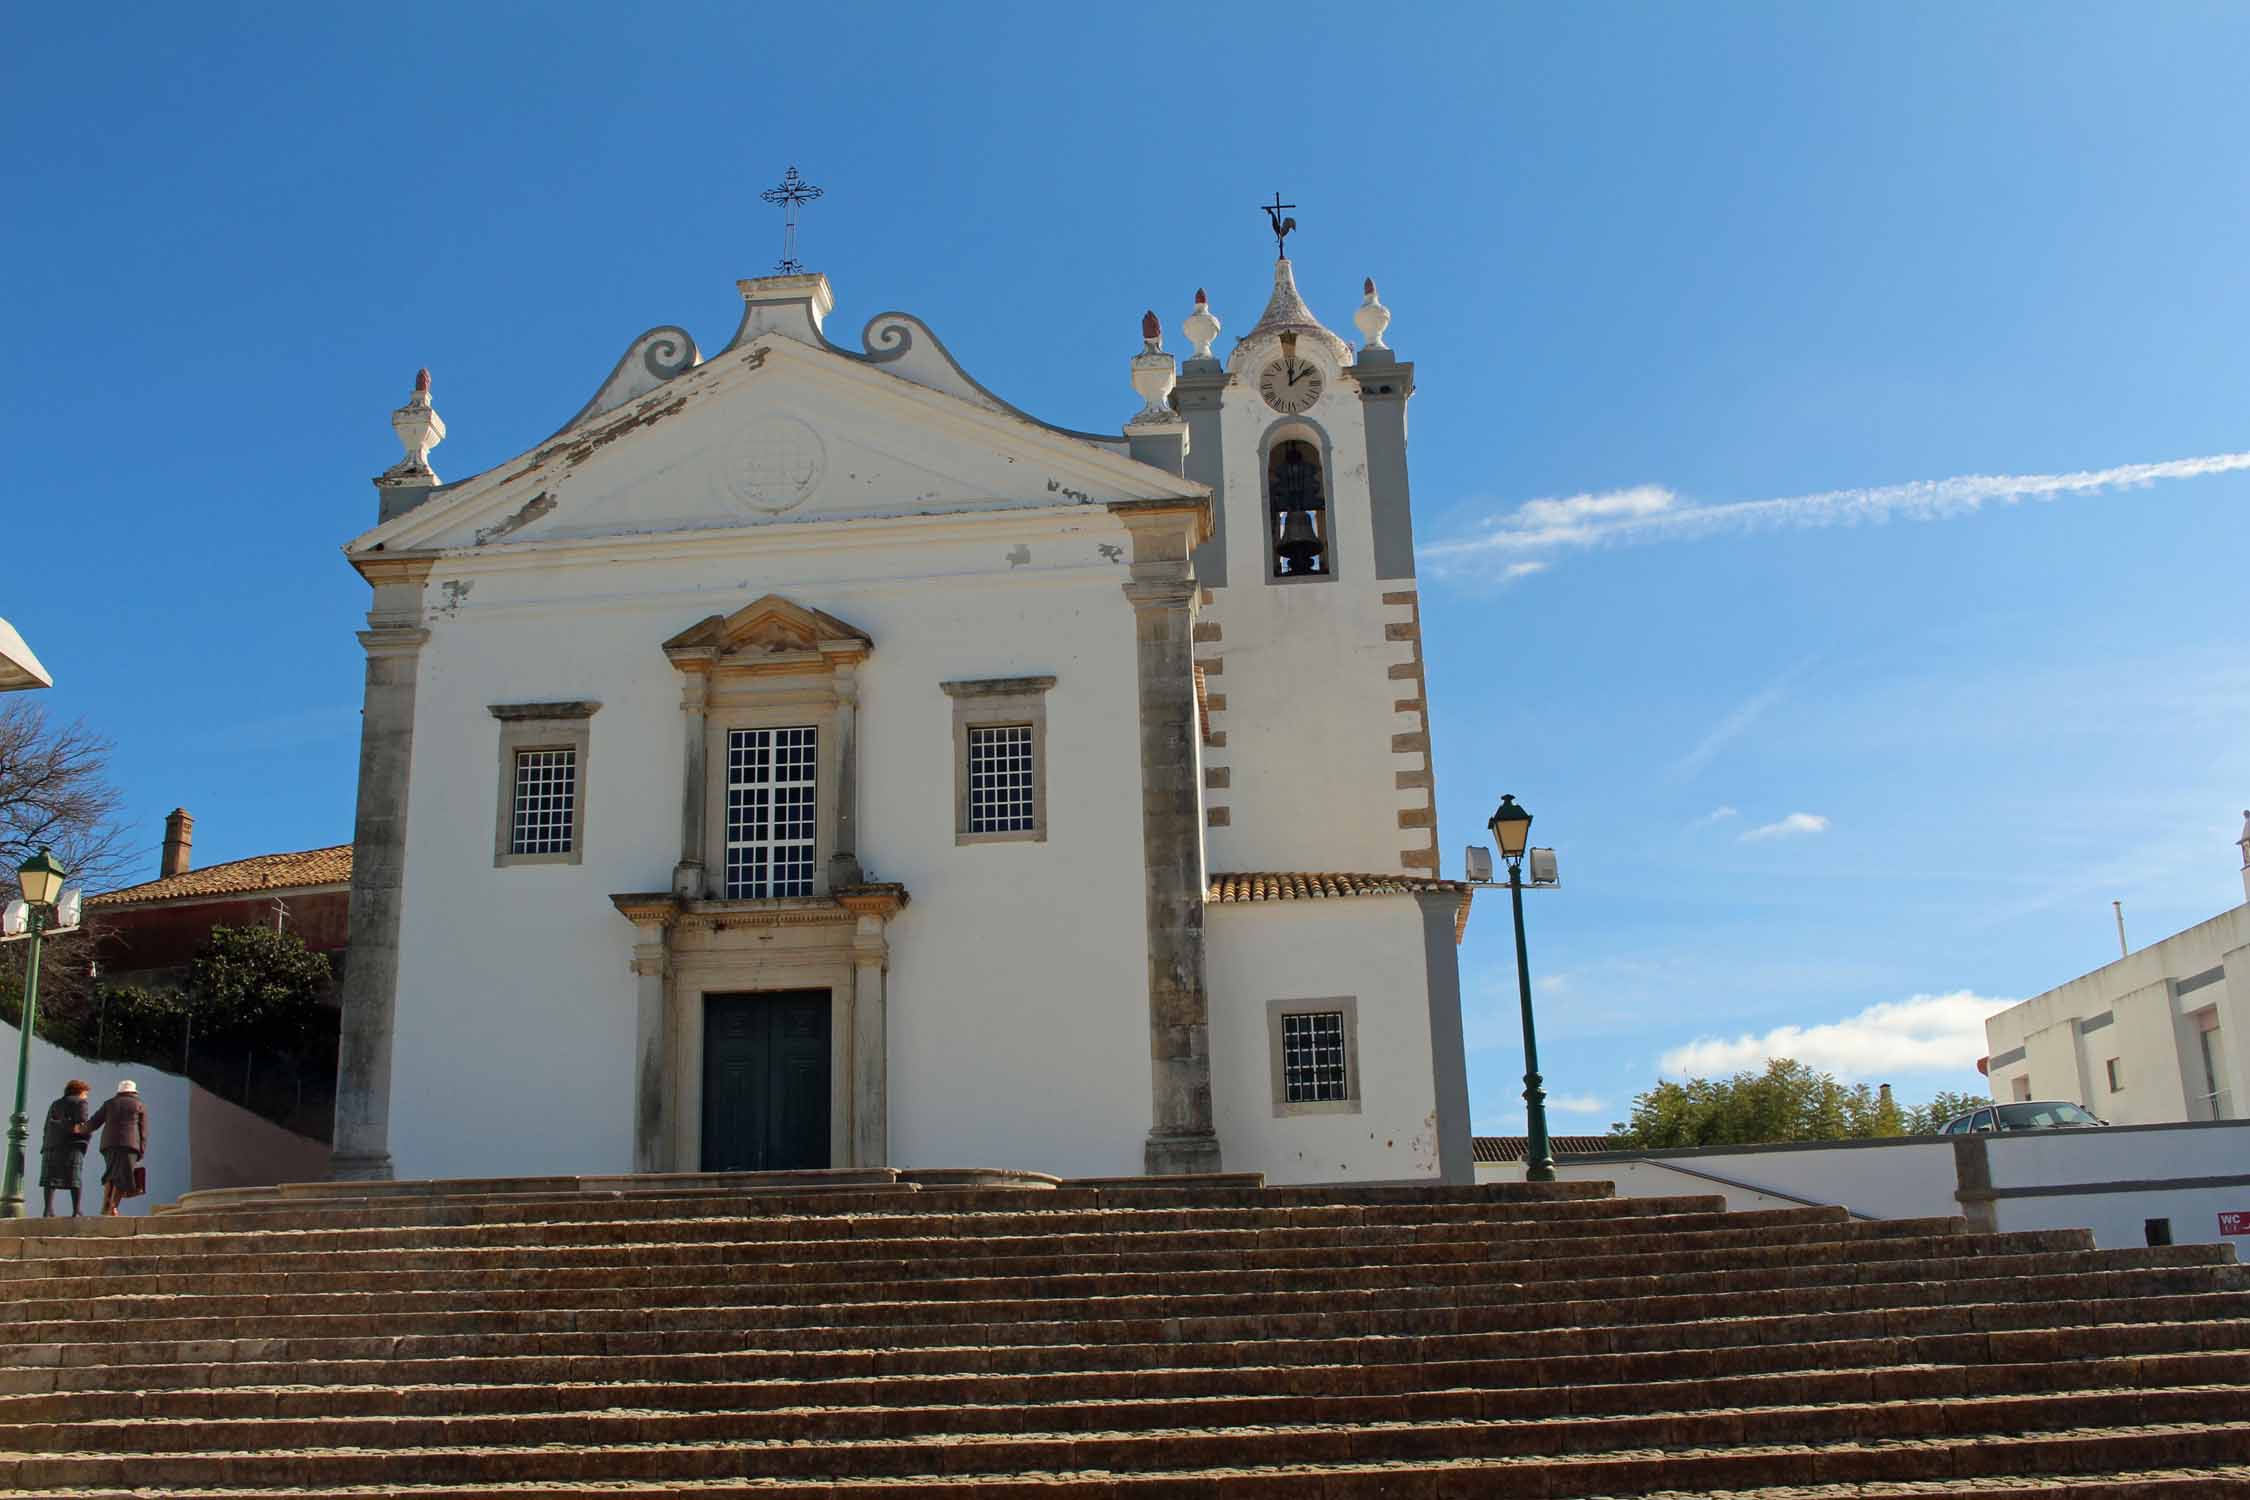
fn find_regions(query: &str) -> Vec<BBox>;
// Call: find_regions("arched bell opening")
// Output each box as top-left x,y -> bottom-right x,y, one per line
1266,438 -> 1329,578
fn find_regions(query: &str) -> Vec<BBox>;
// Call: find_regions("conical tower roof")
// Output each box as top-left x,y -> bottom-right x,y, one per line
1228,258 -> 1353,371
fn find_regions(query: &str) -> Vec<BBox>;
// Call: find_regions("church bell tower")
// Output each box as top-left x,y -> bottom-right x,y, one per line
1173,212 -> 1435,877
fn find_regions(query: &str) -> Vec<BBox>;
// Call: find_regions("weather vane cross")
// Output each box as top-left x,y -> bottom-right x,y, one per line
759,165 -> 825,275
1260,191 -> 1298,257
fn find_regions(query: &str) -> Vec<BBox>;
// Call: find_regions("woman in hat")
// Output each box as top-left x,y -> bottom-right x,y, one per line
38,1079 -> 91,1216
84,1080 -> 149,1216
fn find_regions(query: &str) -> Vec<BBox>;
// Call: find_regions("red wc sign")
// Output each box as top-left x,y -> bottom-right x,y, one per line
2220,1212 -> 2250,1237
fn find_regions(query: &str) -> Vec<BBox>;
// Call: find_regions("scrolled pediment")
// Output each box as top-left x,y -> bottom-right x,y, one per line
663,594 -> 872,678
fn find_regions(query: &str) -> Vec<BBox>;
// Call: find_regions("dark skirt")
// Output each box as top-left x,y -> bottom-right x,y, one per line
100,1148 -> 139,1191
38,1145 -> 86,1189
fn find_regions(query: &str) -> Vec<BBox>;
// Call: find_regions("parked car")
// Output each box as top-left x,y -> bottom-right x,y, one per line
1940,1100 -> 2108,1134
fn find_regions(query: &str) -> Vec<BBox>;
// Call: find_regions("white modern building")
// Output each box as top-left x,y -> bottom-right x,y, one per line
1982,817 -> 2250,1125
328,247 -> 1476,1187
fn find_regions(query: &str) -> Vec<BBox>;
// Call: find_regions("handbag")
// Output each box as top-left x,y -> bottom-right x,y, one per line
129,1165 -> 147,1200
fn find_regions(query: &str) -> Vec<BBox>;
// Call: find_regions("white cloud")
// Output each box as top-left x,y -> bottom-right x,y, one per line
1741,812 -> 1829,841
1547,1093 -> 1609,1115
1423,451 -> 2250,573
1502,560 -> 1549,580
1658,991 -> 2016,1081
1696,805 -> 1740,825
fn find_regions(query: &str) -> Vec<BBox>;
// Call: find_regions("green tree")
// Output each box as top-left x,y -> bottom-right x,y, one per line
1611,1058 -> 1974,1147
1902,1090 -> 1989,1135
184,925 -> 332,1050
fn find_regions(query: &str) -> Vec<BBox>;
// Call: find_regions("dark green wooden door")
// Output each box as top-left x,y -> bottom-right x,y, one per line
701,991 -> 831,1172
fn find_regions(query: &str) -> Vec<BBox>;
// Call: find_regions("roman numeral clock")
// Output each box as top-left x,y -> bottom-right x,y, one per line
1257,352 -> 1324,414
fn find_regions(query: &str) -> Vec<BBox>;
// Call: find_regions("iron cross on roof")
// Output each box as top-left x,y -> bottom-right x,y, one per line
1261,192 -> 1298,257
759,166 -> 826,275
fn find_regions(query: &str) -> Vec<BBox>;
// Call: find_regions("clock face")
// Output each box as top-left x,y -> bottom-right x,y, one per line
1258,356 -> 1324,414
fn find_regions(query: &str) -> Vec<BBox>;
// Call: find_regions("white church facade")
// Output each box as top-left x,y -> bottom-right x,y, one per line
329,249 -> 1475,1186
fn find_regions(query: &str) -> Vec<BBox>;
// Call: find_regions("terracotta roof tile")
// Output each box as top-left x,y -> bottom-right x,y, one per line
90,845 -> 353,908
1207,871 -> 1476,942
1473,1134 -> 1621,1163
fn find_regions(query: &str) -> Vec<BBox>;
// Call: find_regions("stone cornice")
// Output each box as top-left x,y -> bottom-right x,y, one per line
350,551 -> 442,588
356,628 -> 430,658
1349,358 -> 1415,402
490,700 -> 602,722
609,892 -> 680,928
1108,497 -> 1215,546
835,882 -> 911,920
939,676 -> 1056,700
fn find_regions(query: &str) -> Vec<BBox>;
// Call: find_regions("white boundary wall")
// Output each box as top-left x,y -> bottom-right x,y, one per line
0,1022 -> 327,1214
0,1022 -> 189,1214
1479,1121 -> 2250,1251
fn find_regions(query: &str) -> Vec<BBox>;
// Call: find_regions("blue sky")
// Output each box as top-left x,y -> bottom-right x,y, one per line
6,4 -> 2247,1134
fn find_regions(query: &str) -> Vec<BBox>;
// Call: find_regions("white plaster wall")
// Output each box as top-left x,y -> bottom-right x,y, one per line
1201,353 -> 1423,877
1206,899 -> 1442,1184
1480,1141 -> 1961,1221
0,1022 -> 189,1214
386,517 -> 1156,1182
1984,1120 -> 2249,1191
1986,1123 -> 2250,1248
1994,1182 -> 2250,1249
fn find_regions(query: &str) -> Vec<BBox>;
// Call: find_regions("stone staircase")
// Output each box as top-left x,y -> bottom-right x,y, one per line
1,1168 -> 2247,1497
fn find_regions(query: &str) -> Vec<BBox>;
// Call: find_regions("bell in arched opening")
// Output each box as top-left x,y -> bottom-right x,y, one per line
1268,439 -> 1328,577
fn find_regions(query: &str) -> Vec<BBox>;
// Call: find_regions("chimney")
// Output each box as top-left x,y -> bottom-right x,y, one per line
1879,1083 -> 1894,1112
161,808 -> 194,879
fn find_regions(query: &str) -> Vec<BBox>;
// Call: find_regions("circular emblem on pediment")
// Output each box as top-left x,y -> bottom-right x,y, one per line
723,416 -> 825,515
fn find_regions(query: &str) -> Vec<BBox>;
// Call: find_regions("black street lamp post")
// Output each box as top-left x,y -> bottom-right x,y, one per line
1,848 -> 68,1219
1488,796 -> 1555,1184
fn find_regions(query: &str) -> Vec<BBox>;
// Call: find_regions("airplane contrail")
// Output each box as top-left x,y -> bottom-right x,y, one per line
1421,451 -> 2250,565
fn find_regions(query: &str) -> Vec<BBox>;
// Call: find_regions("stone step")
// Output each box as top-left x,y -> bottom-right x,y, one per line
5,1374 -> 2248,1458
121,1181 -> 1669,1242
0,1201 -> 1868,1276
0,1212 -> 2005,1292
120,1177 -> 1614,1234
2,1411 -> 2247,1493
0,1226 -> 2098,1315
4,1261 -> 2241,1360
10,1288 -> 2244,1383
4,1240 -> 2222,1332
7,1308 -> 2244,1403
22,1467 -> 2250,1500
6,1346 -> 2244,1432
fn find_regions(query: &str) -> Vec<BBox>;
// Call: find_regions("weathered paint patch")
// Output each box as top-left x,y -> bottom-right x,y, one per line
436,580 -> 474,616
1006,545 -> 1031,568
1045,479 -> 1092,503
475,491 -> 557,546
1098,543 -> 1124,564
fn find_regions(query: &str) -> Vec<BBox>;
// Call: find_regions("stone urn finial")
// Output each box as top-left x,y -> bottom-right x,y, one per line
1128,310 -> 1180,427
385,366 -> 446,481
1183,288 -> 1220,362
1354,277 -> 1391,351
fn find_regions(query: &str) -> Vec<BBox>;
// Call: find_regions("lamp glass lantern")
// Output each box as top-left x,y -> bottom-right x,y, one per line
15,850 -> 65,909
1487,796 -> 1533,861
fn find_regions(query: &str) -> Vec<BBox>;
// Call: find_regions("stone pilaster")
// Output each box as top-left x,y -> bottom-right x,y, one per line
1111,499 -> 1222,1177
827,657 -> 863,887
837,885 -> 907,1169
672,669 -> 709,898
330,553 -> 435,1181
1177,369 -> 1232,589
1354,355 -> 1417,581
1412,888 -> 1475,1185
610,895 -> 680,1173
